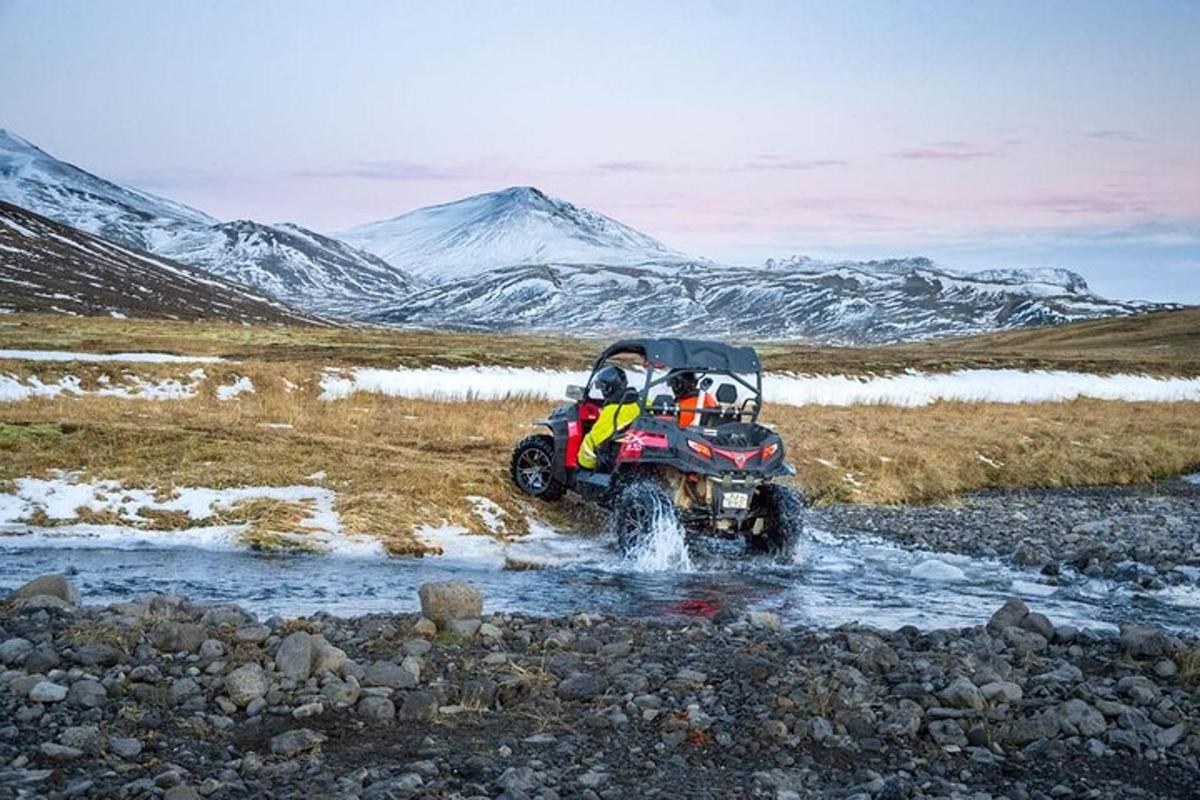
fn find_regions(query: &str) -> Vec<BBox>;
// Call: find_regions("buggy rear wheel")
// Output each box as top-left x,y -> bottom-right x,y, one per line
746,483 -> 804,558
510,435 -> 565,500
611,480 -> 677,555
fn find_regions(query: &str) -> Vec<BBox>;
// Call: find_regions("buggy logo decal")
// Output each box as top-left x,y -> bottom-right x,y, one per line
712,447 -> 755,469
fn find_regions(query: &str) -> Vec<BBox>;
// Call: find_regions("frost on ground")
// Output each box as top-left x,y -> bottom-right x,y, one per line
0,369 -> 207,402
0,349 -> 226,364
318,365 -> 1200,407
0,475 -> 383,557
466,495 -> 509,534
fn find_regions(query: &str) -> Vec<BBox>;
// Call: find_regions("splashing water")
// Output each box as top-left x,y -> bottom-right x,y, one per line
622,507 -> 694,573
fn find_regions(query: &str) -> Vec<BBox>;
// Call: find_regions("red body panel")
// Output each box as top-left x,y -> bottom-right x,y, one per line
711,446 -> 758,469
565,420 -> 582,467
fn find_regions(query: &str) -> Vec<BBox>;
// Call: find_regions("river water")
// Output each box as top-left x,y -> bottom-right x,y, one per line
2,506 -> 1196,633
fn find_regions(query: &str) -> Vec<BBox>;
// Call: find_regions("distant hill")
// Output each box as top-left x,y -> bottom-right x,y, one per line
0,201 -> 316,324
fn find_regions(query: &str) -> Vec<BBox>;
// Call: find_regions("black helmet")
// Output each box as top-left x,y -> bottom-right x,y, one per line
593,365 -> 628,403
668,370 -> 699,398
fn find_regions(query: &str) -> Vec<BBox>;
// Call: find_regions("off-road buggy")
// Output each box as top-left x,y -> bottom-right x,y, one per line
509,338 -> 803,556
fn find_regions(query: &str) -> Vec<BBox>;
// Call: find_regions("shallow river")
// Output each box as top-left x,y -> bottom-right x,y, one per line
2,507 -> 1196,633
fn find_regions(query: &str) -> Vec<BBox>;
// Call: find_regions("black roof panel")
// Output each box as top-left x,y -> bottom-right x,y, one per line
595,338 -> 761,373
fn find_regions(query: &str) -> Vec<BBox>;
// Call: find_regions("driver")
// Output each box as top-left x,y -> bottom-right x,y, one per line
669,371 -> 717,427
577,365 -> 640,470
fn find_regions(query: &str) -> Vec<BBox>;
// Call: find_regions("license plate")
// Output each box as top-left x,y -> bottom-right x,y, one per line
722,491 -> 749,510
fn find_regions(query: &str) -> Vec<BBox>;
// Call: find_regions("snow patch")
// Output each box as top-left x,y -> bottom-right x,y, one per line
0,475 -> 384,558
0,349 -> 225,364
467,495 -> 508,534
216,375 -> 254,400
318,365 -> 1200,407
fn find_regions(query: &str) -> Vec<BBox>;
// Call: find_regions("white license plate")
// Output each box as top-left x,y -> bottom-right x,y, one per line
722,492 -> 749,510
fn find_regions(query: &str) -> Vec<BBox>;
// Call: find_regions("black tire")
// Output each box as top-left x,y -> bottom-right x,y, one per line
510,435 -> 566,500
746,483 -> 804,557
611,480 -> 677,555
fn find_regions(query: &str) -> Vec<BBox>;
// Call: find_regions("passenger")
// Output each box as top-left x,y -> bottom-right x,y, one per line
669,371 -> 717,427
577,366 -> 640,470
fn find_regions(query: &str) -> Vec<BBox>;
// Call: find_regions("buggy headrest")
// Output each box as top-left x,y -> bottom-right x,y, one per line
620,387 -> 640,405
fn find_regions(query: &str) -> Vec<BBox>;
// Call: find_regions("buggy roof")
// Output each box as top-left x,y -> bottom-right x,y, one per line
594,338 -> 761,373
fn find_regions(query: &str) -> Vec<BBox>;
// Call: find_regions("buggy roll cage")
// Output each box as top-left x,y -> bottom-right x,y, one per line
581,338 -> 764,425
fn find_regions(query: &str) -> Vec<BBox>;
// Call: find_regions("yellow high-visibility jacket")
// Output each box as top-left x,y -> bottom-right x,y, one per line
578,401 -> 641,469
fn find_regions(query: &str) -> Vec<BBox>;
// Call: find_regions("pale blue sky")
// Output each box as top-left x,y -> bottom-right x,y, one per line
1,0 -> 1197,301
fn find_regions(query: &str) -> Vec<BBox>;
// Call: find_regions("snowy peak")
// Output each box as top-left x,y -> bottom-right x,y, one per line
0,129 -> 415,315
0,200 -> 312,324
337,185 -> 692,281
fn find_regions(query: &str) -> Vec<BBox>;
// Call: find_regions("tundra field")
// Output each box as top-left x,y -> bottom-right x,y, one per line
1,312 -> 1198,555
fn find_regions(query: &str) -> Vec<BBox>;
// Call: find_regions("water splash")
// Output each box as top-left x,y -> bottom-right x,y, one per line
623,507 -> 694,573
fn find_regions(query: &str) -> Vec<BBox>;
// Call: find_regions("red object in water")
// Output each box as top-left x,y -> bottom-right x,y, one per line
666,598 -> 722,618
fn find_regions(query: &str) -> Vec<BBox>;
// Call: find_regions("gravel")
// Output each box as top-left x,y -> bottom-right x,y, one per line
818,479 -> 1200,588
1,573 -> 1198,798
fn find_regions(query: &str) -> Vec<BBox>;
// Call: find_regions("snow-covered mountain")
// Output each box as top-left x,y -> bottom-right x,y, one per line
0,200 -> 314,324
0,130 -> 415,315
336,186 -> 692,282
364,258 -> 1170,343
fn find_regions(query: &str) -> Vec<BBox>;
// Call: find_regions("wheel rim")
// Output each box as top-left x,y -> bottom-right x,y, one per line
620,500 -> 654,540
516,448 -> 551,493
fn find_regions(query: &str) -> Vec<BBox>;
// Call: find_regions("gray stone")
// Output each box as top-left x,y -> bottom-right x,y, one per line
28,681 -> 68,703
9,573 -> 79,605
268,728 -> 326,757
110,737 -> 143,759
417,580 -> 482,626
67,679 -> 107,708
150,621 -> 208,653
198,639 -> 225,660
59,725 -> 103,755
980,681 -> 1023,704
224,663 -> 269,708
938,677 -> 984,710
356,695 -> 395,722
987,597 -> 1029,633
398,689 -> 439,721
321,676 -> 360,709
1156,723 -> 1187,749
1020,612 -> 1055,639
1119,624 -> 1177,659
1058,699 -> 1107,738
0,637 -> 33,665
163,785 -> 200,800
74,643 -> 123,667
275,631 -> 315,681
928,720 -> 967,747
40,742 -> 83,761
168,677 -> 201,706
311,635 -> 347,676
363,660 -> 418,690
558,672 -> 605,701
462,677 -> 497,708
447,618 -> 482,638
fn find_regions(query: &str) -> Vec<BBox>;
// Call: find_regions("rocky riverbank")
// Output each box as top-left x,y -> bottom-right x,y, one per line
1,574 -> 1199,799
819,478 -> 1200,590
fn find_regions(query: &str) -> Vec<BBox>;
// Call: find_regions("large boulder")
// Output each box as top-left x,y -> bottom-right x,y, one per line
275,632 -> 316,681
269,728 -> 326,757
987,597 -> 1029,634
418,581 -> 482,627
8,574 -> 80,606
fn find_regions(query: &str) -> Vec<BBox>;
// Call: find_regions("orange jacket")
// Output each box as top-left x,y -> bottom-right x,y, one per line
678,393 -> 718,427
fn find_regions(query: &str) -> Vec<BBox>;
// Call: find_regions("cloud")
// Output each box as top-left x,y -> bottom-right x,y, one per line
296,160 -> 474,181
890,140 -> 1006,161
595,157 -> 848,174
1012,192 -> 1153,216
1084,129 -> 1143,142
735,157 -> 848,171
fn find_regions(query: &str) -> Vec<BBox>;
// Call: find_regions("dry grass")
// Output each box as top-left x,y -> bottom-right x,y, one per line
3,307 -> 1197,376
2,313 -> 1198,554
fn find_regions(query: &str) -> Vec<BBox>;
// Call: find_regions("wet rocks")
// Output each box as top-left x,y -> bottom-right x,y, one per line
1,583 -> 1198,799
417,580 -> 482,626
150,620 -> 208,653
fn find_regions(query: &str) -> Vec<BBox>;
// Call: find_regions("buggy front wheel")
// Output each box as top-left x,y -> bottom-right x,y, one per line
510,435 -> 566,500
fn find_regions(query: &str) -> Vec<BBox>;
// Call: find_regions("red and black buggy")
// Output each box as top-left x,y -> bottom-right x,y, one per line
509,338 -> 803,556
